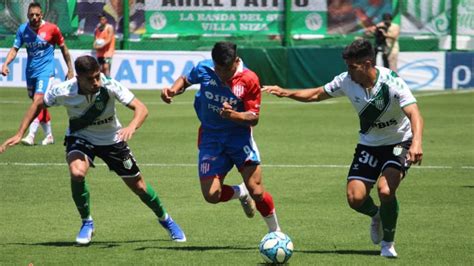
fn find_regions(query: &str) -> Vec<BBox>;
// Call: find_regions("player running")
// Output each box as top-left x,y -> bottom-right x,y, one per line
1,2 -> 74,146
161,41 -> 282,233
0,55 -> 186,245
263,39 -> 424,257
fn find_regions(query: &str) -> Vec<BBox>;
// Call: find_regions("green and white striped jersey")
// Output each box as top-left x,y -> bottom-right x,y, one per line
323,66 -> 416,146
44,74 -> 135,145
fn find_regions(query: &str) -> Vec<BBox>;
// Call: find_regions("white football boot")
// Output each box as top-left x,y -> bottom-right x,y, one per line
21,135 -> 35,146
380,241 -> 398,258
41,134 -> 55,145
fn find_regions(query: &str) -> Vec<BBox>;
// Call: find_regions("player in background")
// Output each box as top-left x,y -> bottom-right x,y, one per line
94,13 -> 115,78
161,41 -> 282,233
263,39 -> 423,258
1,2 -> 74,146
0,55 -> 186,245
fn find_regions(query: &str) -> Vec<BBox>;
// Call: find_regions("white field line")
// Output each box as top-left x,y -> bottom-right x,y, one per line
0,162 -> 471,170
1,90 -> 472,105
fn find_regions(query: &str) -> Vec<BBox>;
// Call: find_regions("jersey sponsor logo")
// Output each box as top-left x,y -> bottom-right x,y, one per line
204,91 -> 238,105
373,118 -> 397,129
91,116 -> 114,126
209,79 -> 217,86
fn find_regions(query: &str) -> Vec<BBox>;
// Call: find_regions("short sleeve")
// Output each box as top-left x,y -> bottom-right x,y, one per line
186,65 -> 202,85
13,27 -> 23,48
53,24 -> 65,46
44,84 -> 60,107
241,71 -> 261,114
108,78 -> 135,105
323,73 -> 346,97
395,78 -> 417,108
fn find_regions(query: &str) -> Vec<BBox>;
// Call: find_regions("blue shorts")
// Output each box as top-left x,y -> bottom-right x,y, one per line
198,127 -> 260,180
26,76 -> 54,98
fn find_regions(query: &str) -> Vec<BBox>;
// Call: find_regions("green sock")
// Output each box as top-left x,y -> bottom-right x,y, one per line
355,196 -> 379,217
71,179 -> 91,219
380,198 -> 399,242
138,182 -> 167,219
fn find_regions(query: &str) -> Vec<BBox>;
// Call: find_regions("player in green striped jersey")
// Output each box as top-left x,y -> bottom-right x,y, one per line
263,39 -> 424,258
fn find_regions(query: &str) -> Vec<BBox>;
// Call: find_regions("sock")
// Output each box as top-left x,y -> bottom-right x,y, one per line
71,179 -> 91,219
28,118 -> 40,138
355,196 -> 379,217
255,192 -> 275,217
263,212 -> 281,232
380,198 -> 399,242
41,121 -> 52,136
138,182 -> 167,219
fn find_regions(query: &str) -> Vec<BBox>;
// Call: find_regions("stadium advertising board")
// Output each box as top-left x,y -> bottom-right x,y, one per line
397,52 -> 445,91
144,0 -> 284,37
445,52 -> 474,89
0,49 -> 211,89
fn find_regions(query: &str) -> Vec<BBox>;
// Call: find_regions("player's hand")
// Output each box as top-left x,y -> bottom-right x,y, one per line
261,85 -> 289,98
117,126 -> 136,142
0,134 -> 22,154
407,142 -> 423,165
220,101 -> 233,119
66,69 -> 74,80
160,88 -> 175,104
1,64 -> 9,76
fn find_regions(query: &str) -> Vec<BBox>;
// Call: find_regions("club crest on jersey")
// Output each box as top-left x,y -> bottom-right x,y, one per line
209,79 -> 217,86
123,158 -> 133,170
374,99 -> 385,110
393,145 -> 403,156
95,101 -> 105,111
232,84 -> 244,97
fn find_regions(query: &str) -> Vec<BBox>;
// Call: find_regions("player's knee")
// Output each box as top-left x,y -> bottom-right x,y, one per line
346,193 -> 365,209
69,166 -> 86,181
203,193 -> 220,204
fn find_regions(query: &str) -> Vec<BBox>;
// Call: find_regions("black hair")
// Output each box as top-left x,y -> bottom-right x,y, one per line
382,13 -> 392,21
211,41 -> 237,66
28,2 -> 42,10
342,39 -> 375,65
75,55 -> 100,74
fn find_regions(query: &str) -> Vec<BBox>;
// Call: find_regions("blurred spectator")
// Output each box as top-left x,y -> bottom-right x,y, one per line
94,13 -> 115,77
367,13 -> 400,71
76,0 -> 144,36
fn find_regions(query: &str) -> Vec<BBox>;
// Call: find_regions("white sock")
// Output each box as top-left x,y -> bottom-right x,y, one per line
231,183 -> 247,200
83,215 -> 93,221
28,118 -> 40,138
264,212 -> 281,232
41,121 -> 52,136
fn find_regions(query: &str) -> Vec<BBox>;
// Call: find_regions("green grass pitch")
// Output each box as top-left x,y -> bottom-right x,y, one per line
0,88 -> 473,265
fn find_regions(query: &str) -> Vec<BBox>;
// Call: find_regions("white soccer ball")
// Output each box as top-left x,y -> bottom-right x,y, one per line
259,231 -> 294,264
95,38 -> 105,48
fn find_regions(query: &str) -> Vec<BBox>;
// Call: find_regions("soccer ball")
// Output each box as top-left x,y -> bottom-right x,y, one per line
259,231 -> 294,264
95,38 -> 105,48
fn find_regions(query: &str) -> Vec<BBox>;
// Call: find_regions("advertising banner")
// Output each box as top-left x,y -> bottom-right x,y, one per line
445,52 -> 474,89
0,49 -> 211,89
144,0 -> 284,37
290,0 -> 327,35
397,52 -> 445,90
400,0 -> 451,36
457,0 -> 474,36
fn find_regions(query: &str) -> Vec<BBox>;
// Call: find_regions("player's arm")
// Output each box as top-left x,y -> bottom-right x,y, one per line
262,85 -> 331,102
403,103 -> 424,165
160,75 -> 191,104
118,98 -> 149,141
384,24 -> 400,41
1,47 -> 19,76
59,44 -> 74,79
220,102 -> 259,126
0,94 -> 46,153
105,24 -> 114,45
